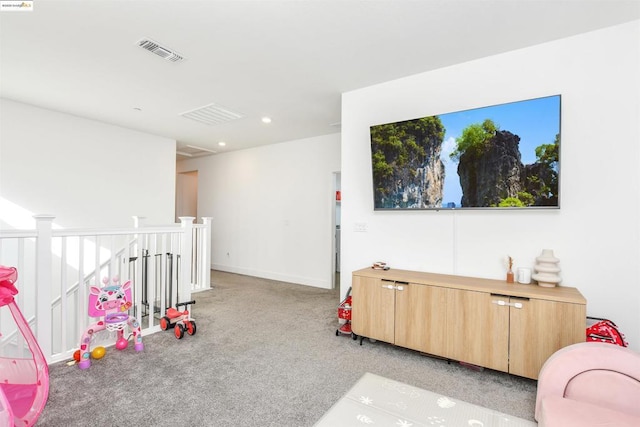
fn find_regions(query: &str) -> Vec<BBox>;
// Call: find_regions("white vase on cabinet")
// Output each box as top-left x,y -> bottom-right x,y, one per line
532,249 -> 561,287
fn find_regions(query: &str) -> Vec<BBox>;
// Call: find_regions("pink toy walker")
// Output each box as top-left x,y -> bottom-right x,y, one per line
77,277 -> 144,369
0,265 -> 49,426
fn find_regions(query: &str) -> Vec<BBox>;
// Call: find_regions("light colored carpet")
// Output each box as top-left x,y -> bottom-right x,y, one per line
38,271 -> 537,426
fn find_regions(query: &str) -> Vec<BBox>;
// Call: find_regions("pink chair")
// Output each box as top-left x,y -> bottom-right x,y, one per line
535,341 -> 640,427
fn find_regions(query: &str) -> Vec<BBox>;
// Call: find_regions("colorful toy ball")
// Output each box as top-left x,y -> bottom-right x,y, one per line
91,346 -> 106,359
115,337 -> 129,350
73,350 -> 81,362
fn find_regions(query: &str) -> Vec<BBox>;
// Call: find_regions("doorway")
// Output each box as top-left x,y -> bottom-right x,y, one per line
175,170 -> 198,222
332,172 -> 341,289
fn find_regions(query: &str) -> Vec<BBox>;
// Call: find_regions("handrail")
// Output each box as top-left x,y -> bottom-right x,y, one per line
0,229 -> 38,238
0,215 -> 212,364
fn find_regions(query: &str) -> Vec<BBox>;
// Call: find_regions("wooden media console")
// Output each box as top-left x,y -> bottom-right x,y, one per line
351,267 -> 587,379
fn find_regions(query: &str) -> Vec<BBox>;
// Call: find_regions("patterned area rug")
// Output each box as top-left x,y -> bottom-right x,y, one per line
315,372 -> 537,427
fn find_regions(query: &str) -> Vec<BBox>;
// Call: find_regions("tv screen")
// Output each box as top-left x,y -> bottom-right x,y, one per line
370,95 -> 561,210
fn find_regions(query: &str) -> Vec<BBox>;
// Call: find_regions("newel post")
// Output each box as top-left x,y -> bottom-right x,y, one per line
179,217 -> 195,302
34,214 -> 54,360
132,216 -> 146,228
201,217 -> 213,289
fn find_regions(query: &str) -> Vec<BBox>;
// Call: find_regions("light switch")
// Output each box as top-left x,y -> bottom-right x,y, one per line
354,222 -> 368,232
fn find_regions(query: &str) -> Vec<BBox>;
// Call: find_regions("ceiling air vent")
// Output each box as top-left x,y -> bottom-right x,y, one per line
176,145 -> 217,158
179,103 -> 244,126
136,38 -> 184,62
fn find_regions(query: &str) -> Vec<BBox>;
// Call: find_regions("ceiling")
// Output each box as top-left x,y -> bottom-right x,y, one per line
1,1 -> 639,159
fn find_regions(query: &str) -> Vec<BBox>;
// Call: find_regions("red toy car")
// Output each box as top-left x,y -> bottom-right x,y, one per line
160,300 -> 197,339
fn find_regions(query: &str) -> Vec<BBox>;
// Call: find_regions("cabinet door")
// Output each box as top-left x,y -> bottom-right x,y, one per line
446,290 -> 509,372
395,282 -> 448,355
351,276 -> 395,343
509,298 -> 586,379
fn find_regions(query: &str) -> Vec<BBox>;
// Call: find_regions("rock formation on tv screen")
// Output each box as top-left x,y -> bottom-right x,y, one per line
370,116 -> 445,209
457,129 -> 523,207
370,115 -> 559,209
455,123 -> 559,208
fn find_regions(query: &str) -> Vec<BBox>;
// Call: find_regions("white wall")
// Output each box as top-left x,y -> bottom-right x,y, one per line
0,99 -> 177,228
341,21 -> 640,350
177,133 -> 341,288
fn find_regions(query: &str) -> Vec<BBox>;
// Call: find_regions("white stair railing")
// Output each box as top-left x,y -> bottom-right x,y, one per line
0,215 -> 212,364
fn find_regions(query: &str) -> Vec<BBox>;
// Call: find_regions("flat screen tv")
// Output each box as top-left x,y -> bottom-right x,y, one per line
370,95 -> 561,210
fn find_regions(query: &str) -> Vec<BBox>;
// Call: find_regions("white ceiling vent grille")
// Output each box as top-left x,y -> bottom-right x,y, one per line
179,103 -> 244,126
176,145 -> 217,158
136,38 -> 184,62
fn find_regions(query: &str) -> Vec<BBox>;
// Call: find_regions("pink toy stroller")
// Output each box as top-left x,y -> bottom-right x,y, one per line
0,265 -> 49,426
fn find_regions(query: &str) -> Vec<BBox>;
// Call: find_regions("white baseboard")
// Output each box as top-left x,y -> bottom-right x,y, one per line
211,264 -> 332,289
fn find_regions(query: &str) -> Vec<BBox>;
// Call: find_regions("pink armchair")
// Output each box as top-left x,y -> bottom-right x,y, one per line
535,341 -> 640,426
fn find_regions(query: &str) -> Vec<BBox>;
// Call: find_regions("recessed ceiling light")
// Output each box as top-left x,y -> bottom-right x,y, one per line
218,142 -> 226,147
261,117 -> 272,124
